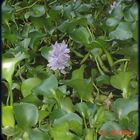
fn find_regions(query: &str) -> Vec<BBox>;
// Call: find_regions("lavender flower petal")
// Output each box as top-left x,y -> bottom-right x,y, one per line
47,41 -> 70,73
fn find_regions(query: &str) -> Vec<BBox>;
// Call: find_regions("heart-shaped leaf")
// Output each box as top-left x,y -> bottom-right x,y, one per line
65,79 -> 93,101
112,98 -> 138,119
109,22 -> 133,40
13,103 -> 38,128
64,66 -> 93,101
110,72 -> 134,98
29,128 -> 50,140
53,112 -> 83,135
70,26 -> 92,45
60,98 -> 74,113
74,102 -> 88,118
21,77 -> 42,97
51,122 -> 81,140
28,5 -> 45,18
33,75 -> 58,96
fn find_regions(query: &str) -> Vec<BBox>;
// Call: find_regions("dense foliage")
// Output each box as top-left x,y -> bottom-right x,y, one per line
2,0 -> 138,140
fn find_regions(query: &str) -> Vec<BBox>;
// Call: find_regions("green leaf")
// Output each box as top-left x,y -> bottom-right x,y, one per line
38,110 -> 49,123
53,112 -> 83,135
2,2 -> 14,26
4,33 -> 16,44
33,75 -> 58,96
58,17 -> 88,33
2,58 -> 16,84
29,128 -> 50,140
100,121 -> 122,140
13,103 -> 38,128
57,20 -> 72,33
21,38 -> 31,49
21,94 -> 42,106
110,72 -> 134,98
65,79 -> 93,101
60,98 -> 74,113
92,107 -> 105,129
104,111 -> 116,121
96,75 -> 110,86
2,106 -> 15,128
30,17 -> 48,30
106,17 -> 119,27
128,112 -> 138,136
41,46 -> 50,60
30,5 -> 45,17
2,53 -> 27,84
76,4 -> 92,13
109,22 -> 133,40
72,65 -> 85,80
117,44 -> 138,57
70,26 -> 92,45
112,98 -> 138,119
21,78 -> 42,97
64,66 -> 93,101
85,129 -> 94,140
74,102 -> 88,118
87,103 -> 97,118
28,31 -> 46,48
111,5 -> 123,20
91,48 -> 102,57
132,21 -> 138,41
49,109 -> 67,122
51,123 -> 81,140
124,3 -> 138,22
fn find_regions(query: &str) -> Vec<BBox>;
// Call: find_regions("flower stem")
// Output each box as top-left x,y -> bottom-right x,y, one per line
6,82 -> 13,106
112,59 -> 130,67
95,57 -> 105,75
103,48 -> 113,68
80,53 -> 90,64
96,55 -> 109,73
16,1 -> 39,12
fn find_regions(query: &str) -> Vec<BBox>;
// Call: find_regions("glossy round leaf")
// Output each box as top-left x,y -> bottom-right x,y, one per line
13,103 -> 38,128
60,98 -> 74,113
51,123 -> 81,140
31,5 -> 45,17
33,75 -> 58,96
29,128 -> 50,140
70,26 -> 92,45
112,98 -> 138,119
106,17 -> 119,27
109,22 -> 133,40
53,112 -> 83,135
74,102 -> 88,118
21,77 -> 42,97
21,94 -> 42,106
65,79 -> 93,101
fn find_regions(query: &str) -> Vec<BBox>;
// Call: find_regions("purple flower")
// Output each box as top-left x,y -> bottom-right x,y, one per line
47,41 -> 70,74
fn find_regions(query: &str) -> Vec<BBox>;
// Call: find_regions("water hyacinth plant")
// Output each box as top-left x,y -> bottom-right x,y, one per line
2,0 -> 138,140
